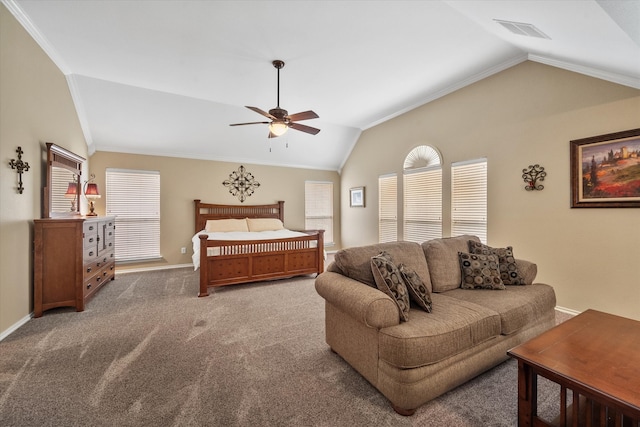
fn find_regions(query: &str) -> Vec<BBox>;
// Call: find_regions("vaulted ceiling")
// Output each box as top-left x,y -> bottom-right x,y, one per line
5,0 -> 640,171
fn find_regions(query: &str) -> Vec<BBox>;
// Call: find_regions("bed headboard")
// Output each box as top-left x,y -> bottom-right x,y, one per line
194,200 -> 285,233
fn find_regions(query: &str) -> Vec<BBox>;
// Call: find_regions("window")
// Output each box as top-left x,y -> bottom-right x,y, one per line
305,181 -> 333,245
403,146 -> 442,243
451,158 -> 487,243
378,174 -> 397,243
106,169 -> 161,262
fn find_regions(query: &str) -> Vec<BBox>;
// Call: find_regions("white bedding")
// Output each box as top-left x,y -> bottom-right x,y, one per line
191,229 -> 318,270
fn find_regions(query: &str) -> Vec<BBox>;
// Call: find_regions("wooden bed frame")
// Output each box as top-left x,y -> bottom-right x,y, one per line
194,199 -> 324,297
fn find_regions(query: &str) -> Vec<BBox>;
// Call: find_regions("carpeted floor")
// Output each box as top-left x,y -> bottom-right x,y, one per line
0,268 -> 568,426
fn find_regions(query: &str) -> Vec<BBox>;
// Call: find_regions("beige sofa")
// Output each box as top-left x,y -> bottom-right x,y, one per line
315,235 -> 556,415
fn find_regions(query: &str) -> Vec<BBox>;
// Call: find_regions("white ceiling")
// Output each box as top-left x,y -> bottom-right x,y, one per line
5,0 -> 640,171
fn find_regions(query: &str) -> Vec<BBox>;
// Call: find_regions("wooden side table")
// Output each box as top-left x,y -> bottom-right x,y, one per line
508,309 -> 640,427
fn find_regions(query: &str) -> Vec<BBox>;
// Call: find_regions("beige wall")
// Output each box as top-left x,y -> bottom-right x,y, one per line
340,61 -> 640,320
0,4 -> 88,335
88,152 -> 341,269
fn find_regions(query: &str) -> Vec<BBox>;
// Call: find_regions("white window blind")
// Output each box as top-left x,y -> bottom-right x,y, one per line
305,181 -> 333,245
452,159 -> 487,243
378,174 -> 397,243
106,168 -> 161,262
403,167 -> 442,243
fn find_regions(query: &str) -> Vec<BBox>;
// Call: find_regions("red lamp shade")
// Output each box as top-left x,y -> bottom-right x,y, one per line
84,183 -> 101,199
64,182 -> 78,198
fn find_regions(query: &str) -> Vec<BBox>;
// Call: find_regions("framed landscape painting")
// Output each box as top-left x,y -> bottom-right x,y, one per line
570,128 -> 640,208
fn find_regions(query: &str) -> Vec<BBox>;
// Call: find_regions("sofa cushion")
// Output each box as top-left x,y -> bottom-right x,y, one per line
378,293 -> 501,368
468,241 -> 525,285
334,241 -> 432,292
422,235 -> 481,292
371,254 -> 410,322
444,284 -> 556,335
459,252 -> 505,290
398,264 -> 432,313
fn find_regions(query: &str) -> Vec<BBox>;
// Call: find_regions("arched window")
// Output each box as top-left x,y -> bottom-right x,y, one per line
403,146 -> 442,242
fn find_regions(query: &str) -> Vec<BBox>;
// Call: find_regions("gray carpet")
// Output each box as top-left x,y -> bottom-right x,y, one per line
0,268 -> 565,426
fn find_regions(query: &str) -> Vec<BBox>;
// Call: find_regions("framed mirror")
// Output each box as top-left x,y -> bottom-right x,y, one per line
44,142 -> 85,218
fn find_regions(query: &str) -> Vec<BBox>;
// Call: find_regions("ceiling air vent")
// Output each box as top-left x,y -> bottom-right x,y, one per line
494,19 -> 550,39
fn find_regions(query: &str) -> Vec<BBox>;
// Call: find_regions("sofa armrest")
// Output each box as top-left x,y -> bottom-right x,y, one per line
516,259 -> 537,285
315,271 -> 400,329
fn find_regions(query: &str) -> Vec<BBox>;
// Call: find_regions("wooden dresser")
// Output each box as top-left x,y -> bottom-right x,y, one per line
33,216 -> 116,317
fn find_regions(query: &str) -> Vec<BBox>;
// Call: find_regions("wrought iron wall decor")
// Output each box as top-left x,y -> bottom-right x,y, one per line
522,164 -> 546,191
9,146 -> 30,194
222,165 -> 260,202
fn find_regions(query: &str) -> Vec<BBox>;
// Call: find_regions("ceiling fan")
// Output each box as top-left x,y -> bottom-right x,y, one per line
230,60 -> 320,138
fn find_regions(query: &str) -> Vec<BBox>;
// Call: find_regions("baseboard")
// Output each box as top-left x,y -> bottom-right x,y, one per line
116,263 -> 194,274
555,306 -> 581,316
0,312 -> 33,342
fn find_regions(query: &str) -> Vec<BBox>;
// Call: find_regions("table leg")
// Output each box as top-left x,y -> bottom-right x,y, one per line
517,360 -> 538,427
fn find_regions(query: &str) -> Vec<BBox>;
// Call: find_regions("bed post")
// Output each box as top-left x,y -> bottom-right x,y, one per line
277,200 -> 284,223
194,199 -> 201,233
317,230 -> 325,274
198,234 -> 209,297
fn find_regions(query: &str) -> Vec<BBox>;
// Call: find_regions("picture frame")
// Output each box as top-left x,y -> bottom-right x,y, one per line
349,186 -> 365,208
570,128 -> 640,208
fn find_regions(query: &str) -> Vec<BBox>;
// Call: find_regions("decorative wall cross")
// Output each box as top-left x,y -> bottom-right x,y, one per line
9,146 -> 30,194
223,165 -> 260,202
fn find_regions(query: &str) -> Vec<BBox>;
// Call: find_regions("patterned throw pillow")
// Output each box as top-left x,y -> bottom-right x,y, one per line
398,264 -> 432,313
371,254 -> 410,322
468,241 -> 525,285
458,252 -> 505,290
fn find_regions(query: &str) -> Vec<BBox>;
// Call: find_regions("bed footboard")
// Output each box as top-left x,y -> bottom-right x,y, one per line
198,230 -> 324,297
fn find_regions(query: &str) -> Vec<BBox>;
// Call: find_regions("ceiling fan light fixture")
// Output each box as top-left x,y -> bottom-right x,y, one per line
269,121 -> 288,136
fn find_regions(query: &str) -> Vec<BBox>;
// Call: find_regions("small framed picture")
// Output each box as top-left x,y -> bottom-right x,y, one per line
350,186 -> 365,208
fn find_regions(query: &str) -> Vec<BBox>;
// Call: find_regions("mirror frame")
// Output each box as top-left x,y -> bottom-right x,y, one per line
44,142 -> 86,218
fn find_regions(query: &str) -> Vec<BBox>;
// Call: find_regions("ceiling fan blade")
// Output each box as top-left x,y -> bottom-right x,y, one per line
246,106 -> 276,120
289,122 -> 321,135
287,110 -> 319,122
229,121 -> 269,126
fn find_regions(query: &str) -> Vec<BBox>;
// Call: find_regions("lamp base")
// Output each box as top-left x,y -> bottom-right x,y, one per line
87,200 -> 97,216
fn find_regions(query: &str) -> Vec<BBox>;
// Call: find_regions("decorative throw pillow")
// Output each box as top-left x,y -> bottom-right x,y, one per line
468,241 -> 526,285
458,252 -> 505,290
371,254 -> 410,322
205,218 -> 249,232
246,217 -> 285,232
398,264 -> 432,313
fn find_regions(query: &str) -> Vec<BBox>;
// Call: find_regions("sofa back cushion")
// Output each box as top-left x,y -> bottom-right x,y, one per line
333,241 -> 432,292
421,235 -> 480,292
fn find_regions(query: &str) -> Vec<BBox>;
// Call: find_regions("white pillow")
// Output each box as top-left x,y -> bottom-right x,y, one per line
205,218 -> 249,232
246,218 -> 285,232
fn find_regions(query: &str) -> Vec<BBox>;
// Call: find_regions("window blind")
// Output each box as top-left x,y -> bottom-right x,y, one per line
403,167 -> 442,243
305,181 -> 333,245
106,168 -> 161,262
378,174 -> 397,243
451,158 -> 487,243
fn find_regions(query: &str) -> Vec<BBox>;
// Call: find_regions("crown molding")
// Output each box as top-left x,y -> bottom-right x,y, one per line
2,0 -> 71,74
529,54 -> 640,89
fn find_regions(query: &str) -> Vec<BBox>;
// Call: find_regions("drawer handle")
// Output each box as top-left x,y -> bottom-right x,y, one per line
86,267 -> 92,273
87,283 -> 92,289
89,237 -> 94,243
96,276 -> 102,283
96,262 -> 101,267
110,265 -> 114,271
103,271 -> 107,277
88,225 -> 94,231
89,251 -> 94,257
108,243 -> 113,248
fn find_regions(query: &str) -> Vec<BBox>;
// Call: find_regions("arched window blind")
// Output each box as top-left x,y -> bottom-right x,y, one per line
403,146 -> 442,243
106,168 -> 161,262
451,158 -> 487,243
378,174 -> 397,243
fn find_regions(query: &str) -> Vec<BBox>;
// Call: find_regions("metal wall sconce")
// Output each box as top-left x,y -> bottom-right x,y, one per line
522,164 -> 546,191
9,146 -> 30,194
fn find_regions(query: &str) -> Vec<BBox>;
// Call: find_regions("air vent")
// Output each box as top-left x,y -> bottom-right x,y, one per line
494,19 -> 550,39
